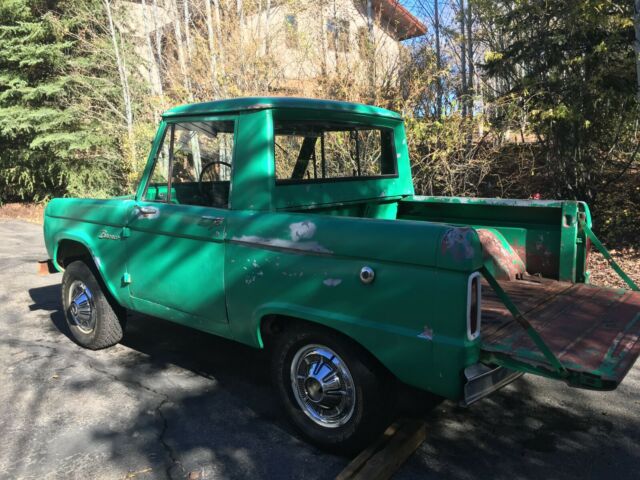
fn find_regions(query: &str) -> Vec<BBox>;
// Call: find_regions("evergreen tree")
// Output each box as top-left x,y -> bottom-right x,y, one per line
0,0 -> 124,202
480,0 -> 637,202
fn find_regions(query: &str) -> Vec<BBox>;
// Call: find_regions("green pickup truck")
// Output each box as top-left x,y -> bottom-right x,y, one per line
42,97 -> 640,453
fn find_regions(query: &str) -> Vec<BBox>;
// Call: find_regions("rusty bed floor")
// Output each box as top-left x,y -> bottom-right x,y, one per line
481,278 -> 640,385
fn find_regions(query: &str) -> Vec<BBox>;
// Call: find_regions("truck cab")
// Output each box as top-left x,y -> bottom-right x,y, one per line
43,98 -> 640,453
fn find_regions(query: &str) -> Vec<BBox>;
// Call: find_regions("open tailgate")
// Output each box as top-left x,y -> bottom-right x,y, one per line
481,276 -> 640,390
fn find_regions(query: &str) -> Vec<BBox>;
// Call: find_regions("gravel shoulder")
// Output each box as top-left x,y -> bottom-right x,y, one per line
1,219 -> 639,480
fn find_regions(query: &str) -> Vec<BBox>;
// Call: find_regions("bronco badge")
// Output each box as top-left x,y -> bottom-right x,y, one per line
98,229 -> 121,240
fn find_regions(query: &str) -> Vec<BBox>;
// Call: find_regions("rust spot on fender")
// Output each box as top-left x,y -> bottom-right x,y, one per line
441,228 -> 476,261
477,229 -> 526,281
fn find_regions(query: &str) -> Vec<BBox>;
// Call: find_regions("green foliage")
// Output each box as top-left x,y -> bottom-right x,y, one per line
1,0 -> 638,250
0,0 -> 127,202
479,0 -> 638,202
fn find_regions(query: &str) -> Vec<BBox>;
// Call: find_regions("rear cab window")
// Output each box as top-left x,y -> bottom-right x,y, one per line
269,109 -> 411,211
274,121 -> 397,184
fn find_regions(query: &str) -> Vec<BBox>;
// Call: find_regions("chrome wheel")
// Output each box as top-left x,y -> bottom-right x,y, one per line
290,344 -> 356,428
67,280 -> 95,334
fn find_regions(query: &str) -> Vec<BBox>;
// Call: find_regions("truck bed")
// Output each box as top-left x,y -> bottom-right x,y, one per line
481,278 -> 640,389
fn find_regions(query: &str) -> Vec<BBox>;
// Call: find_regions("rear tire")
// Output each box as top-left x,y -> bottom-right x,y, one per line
61,260 -> 125,350
271,324 -> 395,455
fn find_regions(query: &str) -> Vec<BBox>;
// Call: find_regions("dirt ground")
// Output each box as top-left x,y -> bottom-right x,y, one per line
589,247 -> 640,289
0,202 -> 44,224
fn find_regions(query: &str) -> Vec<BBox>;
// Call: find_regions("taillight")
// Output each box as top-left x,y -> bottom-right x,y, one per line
467,272 -> 482,340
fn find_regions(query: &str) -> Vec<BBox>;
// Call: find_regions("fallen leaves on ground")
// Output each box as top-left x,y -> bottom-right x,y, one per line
0,202 -> 44,224
124,467 -> 153,479
588,248 -> 639,290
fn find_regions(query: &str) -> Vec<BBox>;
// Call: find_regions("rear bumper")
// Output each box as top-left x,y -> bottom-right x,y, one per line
460,363 -> 523,407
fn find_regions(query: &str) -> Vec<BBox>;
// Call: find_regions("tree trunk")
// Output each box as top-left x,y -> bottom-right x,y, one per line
332,0 -> 338,68
465,0 -> 474,149
366,0 -> 375,97
152,0 -> 163,76
459,0 -> 468,118
170,0 -> 191,100
141,0 -> 163,97
434,0 -> 442,118
320,1 -> 327,76
237,0 -> 243,22
237,0 -> 244,37
466,0 -> 474,118
183,0 -> 193,62
213,0 -> 225,77
265,0 -> 271,55
182,0 -> 199,170
205,0 -> 218,96
103,0 -> 133,138
635,0 -> 640,100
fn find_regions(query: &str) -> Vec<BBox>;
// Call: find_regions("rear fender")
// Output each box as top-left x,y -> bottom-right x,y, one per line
251,302 -> 467,400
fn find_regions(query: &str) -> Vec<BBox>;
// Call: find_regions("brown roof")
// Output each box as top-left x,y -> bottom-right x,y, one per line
374,0 -> 427,40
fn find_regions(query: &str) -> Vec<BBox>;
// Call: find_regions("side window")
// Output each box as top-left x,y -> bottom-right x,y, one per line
327,18 -> 349,52
284,14 -> 298,49
144,120 -> 235,207
171,121 -> 234,208
144,129 -> 170,202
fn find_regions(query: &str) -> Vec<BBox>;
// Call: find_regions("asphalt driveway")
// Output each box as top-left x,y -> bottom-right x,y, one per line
1,219 -> 639,480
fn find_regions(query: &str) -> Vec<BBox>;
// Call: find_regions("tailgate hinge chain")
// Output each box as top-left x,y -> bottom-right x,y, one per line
578,214 -> 639,291
480,267 -> 569,378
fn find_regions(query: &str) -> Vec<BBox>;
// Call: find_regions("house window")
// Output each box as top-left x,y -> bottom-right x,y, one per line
357,26 -> 371,57
327,18 -> 349,52
284,14 -> 298,49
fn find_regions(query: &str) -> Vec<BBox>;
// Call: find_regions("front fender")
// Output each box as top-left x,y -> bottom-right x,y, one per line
51,230 -> 93,272
47,220 -> 130,310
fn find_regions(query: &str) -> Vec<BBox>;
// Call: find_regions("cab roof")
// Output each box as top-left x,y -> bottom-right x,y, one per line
162,97 -> 402,120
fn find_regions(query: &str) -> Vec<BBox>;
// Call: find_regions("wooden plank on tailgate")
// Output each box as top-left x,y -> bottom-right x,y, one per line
481,278 -> 640,389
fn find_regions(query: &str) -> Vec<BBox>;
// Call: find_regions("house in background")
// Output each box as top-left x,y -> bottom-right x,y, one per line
247,0 -> 427,91
120,0 -> 426,97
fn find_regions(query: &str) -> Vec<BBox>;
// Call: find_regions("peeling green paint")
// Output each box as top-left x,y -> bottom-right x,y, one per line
42,98 -> 639,403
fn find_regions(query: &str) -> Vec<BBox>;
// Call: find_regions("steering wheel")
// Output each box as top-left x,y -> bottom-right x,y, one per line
199,160 -> 232,205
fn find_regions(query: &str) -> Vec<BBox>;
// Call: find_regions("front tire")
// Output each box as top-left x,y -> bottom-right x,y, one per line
272,324 -> 395,454
61,260 -> 125,350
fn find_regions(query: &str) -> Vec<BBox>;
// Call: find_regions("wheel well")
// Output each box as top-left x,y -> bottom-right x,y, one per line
56,240 -> 93,268
260,314 -> 393,377
56,239 -> 125,315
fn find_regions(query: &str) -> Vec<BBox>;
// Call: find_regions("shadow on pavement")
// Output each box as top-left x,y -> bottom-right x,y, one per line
28,283 -> 69,337
28,283 -> 341,479
27,284 -> 640,480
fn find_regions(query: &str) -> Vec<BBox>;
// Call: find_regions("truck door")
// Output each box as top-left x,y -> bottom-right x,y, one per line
480,271 -> 640,390
125,120 -> 235,333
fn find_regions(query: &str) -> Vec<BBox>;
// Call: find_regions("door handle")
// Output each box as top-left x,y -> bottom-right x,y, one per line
201,215 -> 224,226
135,205 -> 159,217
